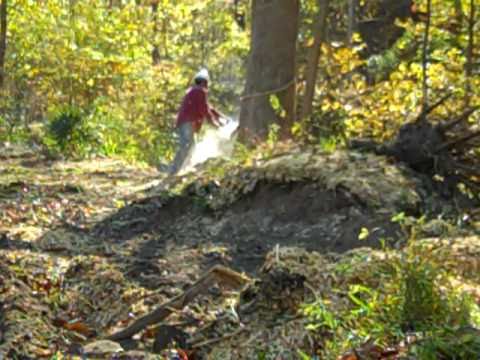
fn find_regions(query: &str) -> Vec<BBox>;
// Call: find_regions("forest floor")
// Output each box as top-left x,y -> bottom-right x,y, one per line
1,143 -> 479,359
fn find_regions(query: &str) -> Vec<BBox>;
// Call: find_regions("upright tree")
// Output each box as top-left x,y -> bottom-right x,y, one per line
465,0 -> 476,106
300,0 -> 330,121
151,0 -> 160,65
454,0 -> 463,27
0,0 -> 7,88
421,0 -> 432,114
346,0 -> 356,46
239,0 -> 299,140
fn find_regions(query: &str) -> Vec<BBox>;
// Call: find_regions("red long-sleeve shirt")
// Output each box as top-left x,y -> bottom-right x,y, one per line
176,85 -> 218,132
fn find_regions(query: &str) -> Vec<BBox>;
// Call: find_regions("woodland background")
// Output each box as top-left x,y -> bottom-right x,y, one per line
0,0 -> 477,163
1,1 -> 480,359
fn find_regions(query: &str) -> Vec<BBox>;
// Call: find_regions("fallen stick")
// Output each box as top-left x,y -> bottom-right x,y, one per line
107,265 -> 250,341
190,327 -> 248,349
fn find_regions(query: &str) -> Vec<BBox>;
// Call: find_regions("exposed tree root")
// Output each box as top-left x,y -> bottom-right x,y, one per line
351,104 -> 480,198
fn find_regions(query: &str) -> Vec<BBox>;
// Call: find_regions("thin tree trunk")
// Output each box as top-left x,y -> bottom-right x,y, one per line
68,0 -> 76,106
454,0 -> 463,27
151,1 -> 160,65
239,0 -> 299,141
346,0 -> 355,46
300,0 -> 329,121
465,0 -> 475,107
0,0 -> 7,88
421,0 -> 432,114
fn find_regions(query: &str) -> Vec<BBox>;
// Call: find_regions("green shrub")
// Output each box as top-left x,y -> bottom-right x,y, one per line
301,242 -> 478,359
400,254 -> 446,331
411,326 -> 480,360
400,245 -> 473,332
46,106 -> 98,157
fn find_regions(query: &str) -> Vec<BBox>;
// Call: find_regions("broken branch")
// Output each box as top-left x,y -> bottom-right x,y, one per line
439,107 -> 479,132
416,93 -> 453,122
107,265 -> 250,341
435,130 -> 480,153
190,327 -> 248,349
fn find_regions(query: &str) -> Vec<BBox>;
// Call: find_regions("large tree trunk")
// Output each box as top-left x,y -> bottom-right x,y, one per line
300,0 -> 329,121
239,0 -> 299,141
0,0 -> 7,88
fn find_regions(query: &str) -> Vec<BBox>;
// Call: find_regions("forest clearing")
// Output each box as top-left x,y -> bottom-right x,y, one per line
1,0 -> 480,359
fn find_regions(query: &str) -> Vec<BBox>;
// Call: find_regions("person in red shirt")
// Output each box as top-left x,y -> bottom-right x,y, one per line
169,69 -> 222,174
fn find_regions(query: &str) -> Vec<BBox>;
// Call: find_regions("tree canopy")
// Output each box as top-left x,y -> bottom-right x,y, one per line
1,1 -> 480,359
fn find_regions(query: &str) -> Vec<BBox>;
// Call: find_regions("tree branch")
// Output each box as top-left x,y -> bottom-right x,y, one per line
438,107 -> 479,132
107,265 -> 250,341
416,93 -> 452,122
435,130 -> 480,153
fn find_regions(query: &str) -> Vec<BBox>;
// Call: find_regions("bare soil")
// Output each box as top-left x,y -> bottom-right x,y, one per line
93,179 -> 401,276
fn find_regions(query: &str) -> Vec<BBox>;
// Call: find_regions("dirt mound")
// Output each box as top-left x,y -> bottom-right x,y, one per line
1,148 -> 478,358
93,150 -> 422,274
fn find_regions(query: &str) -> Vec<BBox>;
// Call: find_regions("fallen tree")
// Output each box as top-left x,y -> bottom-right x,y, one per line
351,96 -> 480,198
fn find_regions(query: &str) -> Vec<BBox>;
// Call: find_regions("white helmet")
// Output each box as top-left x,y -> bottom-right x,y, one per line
194,68 -> 210,82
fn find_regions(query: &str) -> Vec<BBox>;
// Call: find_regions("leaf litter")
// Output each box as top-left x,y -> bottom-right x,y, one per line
0,144 -> 479,359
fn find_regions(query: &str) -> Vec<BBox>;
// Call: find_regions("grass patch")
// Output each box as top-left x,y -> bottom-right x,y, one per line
301,241 -> 480,359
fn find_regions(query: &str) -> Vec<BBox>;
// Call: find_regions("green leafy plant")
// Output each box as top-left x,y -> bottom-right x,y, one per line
410,326 -> 480,360
400,254 -> 445,331
301,238 -> 478,359
46,106 -> 97,157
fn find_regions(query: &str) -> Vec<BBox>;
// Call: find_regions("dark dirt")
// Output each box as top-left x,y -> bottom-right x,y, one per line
93,180 -> 402,276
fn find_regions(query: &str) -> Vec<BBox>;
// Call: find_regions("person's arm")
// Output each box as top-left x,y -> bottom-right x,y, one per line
197,90 -> 221,127
210,107 -> 224,126
210,107 -> 220,117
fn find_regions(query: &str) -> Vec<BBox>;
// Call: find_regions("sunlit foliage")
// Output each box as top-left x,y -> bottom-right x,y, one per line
0,0 -> 248,162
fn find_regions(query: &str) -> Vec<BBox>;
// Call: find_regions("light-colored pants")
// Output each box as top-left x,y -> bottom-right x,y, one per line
170,122 -> 194,174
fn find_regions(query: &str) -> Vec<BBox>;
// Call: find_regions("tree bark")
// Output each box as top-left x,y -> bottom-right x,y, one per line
300,0 -> 329,121
346,0 -> 356,46
0,0 -> 7,88
421,0 -> 432,114
239,0 -> 299,141
454,0 -> 463,27
465,0 -> 475,106
151,1 -> 160,65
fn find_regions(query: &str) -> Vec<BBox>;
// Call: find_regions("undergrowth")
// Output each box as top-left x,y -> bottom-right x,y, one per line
301,239 -> 480,359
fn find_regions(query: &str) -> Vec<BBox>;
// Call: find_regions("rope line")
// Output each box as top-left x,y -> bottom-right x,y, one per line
240,78 -> 296,101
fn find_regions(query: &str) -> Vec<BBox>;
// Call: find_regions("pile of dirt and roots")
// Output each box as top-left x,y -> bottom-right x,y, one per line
92,150 -> 426,276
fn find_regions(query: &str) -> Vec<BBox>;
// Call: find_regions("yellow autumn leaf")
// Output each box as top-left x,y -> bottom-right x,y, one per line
358,227 -> 370,241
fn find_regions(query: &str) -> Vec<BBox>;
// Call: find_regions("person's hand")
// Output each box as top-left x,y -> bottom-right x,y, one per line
214,115 -> 223,127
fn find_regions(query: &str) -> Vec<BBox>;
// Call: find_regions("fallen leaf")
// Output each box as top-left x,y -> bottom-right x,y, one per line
65,321 -> 93,336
